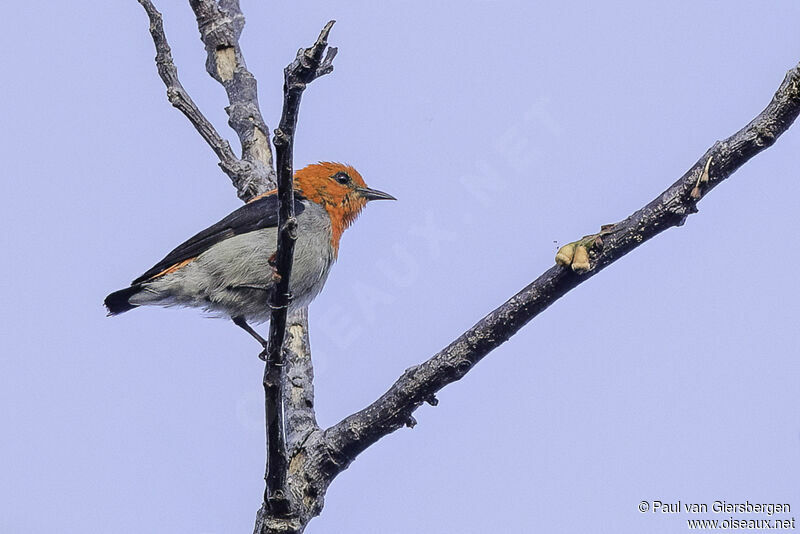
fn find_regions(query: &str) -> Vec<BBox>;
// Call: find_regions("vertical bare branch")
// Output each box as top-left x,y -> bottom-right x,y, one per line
259,20 -> 337,521
283,308 -> 319,449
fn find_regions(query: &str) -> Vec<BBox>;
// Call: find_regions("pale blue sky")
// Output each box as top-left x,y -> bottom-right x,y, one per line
2,2 -> 799,533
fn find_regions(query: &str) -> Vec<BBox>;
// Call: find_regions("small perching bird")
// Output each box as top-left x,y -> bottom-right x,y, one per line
104,162 -> 394,347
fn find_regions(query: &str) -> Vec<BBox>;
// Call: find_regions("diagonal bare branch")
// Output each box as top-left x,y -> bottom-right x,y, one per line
136,0 -> 252,196
189,0 -> 276,200
315,60 -> 800,474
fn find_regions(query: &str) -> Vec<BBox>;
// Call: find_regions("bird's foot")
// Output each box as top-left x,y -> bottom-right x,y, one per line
258,348 -> 286,366
232,316 -> 272,361
555,224 -> 616,273
267,290 -> 293,310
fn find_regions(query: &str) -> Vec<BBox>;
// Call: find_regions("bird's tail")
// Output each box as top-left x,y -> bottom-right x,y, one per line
104,284 -> 143,316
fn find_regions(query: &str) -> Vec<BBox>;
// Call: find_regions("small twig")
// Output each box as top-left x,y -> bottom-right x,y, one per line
136,0 -> 250,197
260,20 -> 337,518
316,60 -> 800,474
189,0 -> 276,199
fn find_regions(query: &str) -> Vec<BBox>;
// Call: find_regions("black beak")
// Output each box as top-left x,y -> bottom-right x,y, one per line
357,187 -> 396,201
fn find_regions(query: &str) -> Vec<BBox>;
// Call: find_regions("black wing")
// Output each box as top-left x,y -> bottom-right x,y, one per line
132,193 -> 305,284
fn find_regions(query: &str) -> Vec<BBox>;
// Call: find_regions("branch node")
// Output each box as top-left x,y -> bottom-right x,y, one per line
455,360 -> 472,377
267,490 -> 291,516
273,129 -> 289,147
691,156 -> 714,200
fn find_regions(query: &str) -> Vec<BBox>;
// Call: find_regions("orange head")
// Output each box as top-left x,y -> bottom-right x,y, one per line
294,162 -> 395,252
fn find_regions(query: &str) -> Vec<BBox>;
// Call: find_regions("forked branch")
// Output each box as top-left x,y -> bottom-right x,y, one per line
137,0 -> 252,195
189,0 -> 276,199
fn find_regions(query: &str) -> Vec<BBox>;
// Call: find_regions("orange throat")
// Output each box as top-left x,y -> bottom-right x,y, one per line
325,201 -> 364,256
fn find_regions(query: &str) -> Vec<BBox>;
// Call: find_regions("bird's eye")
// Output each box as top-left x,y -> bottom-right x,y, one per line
334,172 -> 350,185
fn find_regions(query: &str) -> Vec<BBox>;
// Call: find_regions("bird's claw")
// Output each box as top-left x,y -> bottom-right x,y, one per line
258,348 -> 285,367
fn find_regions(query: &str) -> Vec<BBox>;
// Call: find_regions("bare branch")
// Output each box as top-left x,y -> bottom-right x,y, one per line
251,308 -> 320,534
317,61 -> 800,472
258,20 -> 337,520
136,0 -> 253,196
189,0 -> 276,199
283,308 -> 319,449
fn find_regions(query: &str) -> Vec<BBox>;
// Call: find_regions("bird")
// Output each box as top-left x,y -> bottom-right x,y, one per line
104,162 -> 395,349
